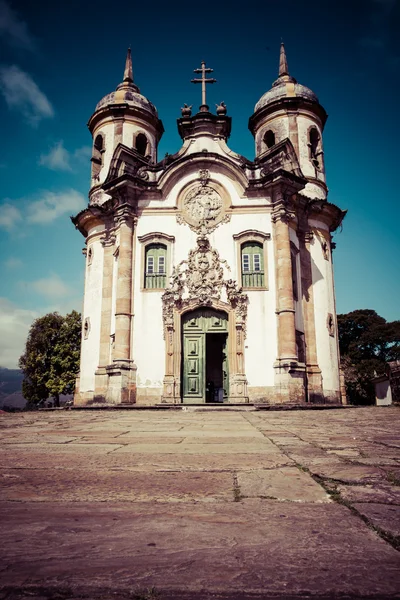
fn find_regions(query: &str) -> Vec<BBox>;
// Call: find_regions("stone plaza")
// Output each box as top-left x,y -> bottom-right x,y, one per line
0,406 -> 399,599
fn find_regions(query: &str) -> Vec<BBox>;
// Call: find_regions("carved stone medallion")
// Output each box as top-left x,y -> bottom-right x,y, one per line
177,170 -> 230,233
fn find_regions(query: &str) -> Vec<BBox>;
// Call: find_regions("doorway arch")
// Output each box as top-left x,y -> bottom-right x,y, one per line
162,298 -> 248,404
182,308 -> 229,403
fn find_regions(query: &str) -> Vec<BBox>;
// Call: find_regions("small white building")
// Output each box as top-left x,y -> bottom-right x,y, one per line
72,45 -> 346,406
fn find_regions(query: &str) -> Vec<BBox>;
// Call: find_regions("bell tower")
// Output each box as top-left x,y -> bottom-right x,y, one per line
249,43 -> 328,200
87,49 -> 164,195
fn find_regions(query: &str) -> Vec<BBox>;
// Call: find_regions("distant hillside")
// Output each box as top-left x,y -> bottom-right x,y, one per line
0,367 -> 25,409
0,367 -> 73,409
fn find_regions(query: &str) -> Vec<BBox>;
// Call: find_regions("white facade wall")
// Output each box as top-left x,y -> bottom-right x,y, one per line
131,201 -> 277,392
92,121 -> 115,186
297,115 -> 326,200
80,236 -> 104,391
255,115 -> 290,155
309,221 -> 339,395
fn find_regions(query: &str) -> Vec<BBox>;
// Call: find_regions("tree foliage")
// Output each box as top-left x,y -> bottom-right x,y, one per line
19,311 -> 81,407
338,309 -> 400,404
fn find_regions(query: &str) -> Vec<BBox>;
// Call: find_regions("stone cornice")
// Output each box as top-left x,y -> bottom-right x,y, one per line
87,103 -> 164,141
249,97 -> 327,136
305,198 -> 347,232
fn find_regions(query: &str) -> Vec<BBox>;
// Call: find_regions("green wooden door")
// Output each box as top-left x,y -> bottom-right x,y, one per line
182,334 -> 204,402
182,309 -> 228,403
222,335 -> 229,399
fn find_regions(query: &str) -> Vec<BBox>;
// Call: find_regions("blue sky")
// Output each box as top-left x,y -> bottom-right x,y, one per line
0,0 -> 399,368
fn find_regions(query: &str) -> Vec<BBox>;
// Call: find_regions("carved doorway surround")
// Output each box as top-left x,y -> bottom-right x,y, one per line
161,235 -> 249,404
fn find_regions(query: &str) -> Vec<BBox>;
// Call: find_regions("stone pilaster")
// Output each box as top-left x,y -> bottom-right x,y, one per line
299,230 -> 323,402
94,232 -> 116,401
107,204 -> 137,404
272,190 -> 305,403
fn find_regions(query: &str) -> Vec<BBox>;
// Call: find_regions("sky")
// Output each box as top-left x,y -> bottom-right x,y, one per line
0,0 -> 399,368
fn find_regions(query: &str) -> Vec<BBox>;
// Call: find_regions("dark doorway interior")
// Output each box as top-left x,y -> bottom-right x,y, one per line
206,333 -> 226,403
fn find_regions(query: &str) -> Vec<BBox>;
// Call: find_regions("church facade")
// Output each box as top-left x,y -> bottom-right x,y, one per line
72,45 -> 346,406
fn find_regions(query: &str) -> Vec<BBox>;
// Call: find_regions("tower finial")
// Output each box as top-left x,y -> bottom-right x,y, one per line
123,47 -> 133,83
279,42 -> 289,77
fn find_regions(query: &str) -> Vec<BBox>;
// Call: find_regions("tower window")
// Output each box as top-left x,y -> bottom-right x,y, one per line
264,130 -> 276,149
135,133 -> 148,156
91,133 -> 105,179
145,243 -> 167,289
241,242 -> 264,288
291,244 -> 299,301
309,127 -> 321,170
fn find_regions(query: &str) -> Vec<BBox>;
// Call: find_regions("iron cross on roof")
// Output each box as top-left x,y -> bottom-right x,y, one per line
191,61 -> 217,112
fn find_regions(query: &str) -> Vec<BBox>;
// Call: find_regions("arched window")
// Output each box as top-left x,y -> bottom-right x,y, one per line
91,133 -> 104,179
241,242 -> 264,288
145,243 -> 167,289
290,243 -> 300,301
309,127 -> 321,169
264,130 -> 276,149
135,133 -> 148,156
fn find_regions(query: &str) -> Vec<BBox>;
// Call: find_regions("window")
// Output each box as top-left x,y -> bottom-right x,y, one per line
264,130 -> 276,149
145,244 -> 167,289
308,127 -> 321,170
241,242 -> 264,288
135,133 -> 148,156
91,133 -> 105,179
291,244 -> 299,301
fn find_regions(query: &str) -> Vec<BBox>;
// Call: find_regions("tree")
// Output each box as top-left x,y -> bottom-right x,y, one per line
19,311 -> 81,407
338,309 -> 400,404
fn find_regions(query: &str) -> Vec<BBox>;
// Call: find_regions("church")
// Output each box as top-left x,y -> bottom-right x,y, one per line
72,44 -> 346,406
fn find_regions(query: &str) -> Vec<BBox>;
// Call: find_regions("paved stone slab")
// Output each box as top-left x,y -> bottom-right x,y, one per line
307,462 -> 385,483
0,501 -> 399,598
0,469 -> 233,502
337,484 -> 400,505
353,502 -> 400,538
238,467 -> 330,503
1,407 -> 399,599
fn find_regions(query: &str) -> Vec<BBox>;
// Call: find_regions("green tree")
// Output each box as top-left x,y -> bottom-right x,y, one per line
47,310 -> 82,405
338,309 -> 400,404
19,311 -> 81,407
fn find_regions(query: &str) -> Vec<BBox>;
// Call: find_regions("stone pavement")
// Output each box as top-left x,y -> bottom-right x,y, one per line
0,406 -> 399,599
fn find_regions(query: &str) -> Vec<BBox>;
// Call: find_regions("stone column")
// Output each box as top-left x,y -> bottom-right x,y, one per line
114,207 -> 134,361
105,205 -> 137,404
99,235 -> 116,366
299,230 -> 323,402
273,202 -> 297,363
272,190 -> 305,403
94,233 -> 116,402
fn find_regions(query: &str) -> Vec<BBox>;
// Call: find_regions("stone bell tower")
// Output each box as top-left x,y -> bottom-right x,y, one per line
248,43 -> 345,403
73,50 -> 164,405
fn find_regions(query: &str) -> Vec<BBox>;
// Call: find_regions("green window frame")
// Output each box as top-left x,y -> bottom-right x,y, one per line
241,242 -> 264,288
145,243 -> 167,289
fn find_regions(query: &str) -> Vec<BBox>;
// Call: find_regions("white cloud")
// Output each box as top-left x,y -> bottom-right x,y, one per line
38,142 -> 92,172
4,257 -> 23,269
0,294 -> 82,369
0,202 -> 22,230
39,141 -> 72,172
0,1 -> 34,50
0,65 -> 54,126
21,273 -> 73,300
27,189 -> 86,224
0,297 -> 38,368
74,145 -> 92,162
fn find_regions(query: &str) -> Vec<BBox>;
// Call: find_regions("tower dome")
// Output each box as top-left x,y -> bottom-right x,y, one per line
254,44 -> 319,112
95,49 -> 158,116
249,43 -> 328,200
88,49 -> 164,188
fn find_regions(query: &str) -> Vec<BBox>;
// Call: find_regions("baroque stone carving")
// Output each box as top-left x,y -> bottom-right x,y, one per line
162,236 -> 248,337
177,170 -> 230,234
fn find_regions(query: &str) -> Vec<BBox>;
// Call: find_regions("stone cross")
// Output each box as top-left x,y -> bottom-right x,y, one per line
191,61 -> 216,111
